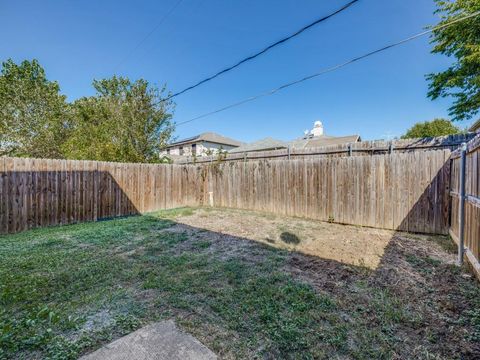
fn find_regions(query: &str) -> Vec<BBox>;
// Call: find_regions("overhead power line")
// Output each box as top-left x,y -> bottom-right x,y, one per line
160,0 -> 360,101
114,0 -> 184,71
174,11 -> 480,127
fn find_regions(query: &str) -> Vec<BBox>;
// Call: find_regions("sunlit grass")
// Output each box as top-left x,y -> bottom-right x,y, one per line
0,208 -> 478,359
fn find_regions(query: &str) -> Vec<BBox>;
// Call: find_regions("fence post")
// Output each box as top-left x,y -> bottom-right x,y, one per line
93,161 -> 99,222
287,145 -> 291,160
348,143 -> 352,156
389,142 -> 394,154
458,142 -> 467,266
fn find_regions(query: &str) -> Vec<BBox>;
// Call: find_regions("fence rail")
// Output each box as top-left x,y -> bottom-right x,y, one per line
450,134 -> 480,278
174,133 -> 474,164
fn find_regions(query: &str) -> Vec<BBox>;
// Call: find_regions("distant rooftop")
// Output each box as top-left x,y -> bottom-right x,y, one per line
166,132 -> 243,148
229,137 -> 288,153
229,121 -> 361,154
290,134 -> 361,149
469,119 -> 480,132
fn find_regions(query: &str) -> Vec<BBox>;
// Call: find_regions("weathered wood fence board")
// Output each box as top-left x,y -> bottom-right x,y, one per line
450,134 -> 480,277
0,158 -> 203,234
203,150 -> 451,234
1,149 -> 452,235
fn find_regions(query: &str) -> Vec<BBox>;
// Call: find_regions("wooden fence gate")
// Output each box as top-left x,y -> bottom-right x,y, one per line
450,134 -> 480,278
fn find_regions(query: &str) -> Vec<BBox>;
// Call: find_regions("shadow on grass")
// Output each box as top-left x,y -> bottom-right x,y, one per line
0,208 -> 478,360
280,232 -> 301,245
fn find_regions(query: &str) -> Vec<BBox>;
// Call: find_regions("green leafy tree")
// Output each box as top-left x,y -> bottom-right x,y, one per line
0,59 -> 70,157
64,76 -> 174,163
401,118 -> 461,139
427,0 -> 480,121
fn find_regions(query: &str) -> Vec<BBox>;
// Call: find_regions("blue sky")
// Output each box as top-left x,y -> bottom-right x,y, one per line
0,0 -> 475,142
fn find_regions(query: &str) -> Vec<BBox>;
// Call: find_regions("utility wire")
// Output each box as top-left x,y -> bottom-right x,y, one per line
114,0 -> 184,71
174,11 -> 480,127
160,0 -> 359,101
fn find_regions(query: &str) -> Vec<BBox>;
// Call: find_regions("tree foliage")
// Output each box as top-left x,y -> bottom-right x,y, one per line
0,59 -> 70,157
401,118 -> 461,139
427,0 -> 480,121
0,59 -> 175,162
64,76 -> 174,163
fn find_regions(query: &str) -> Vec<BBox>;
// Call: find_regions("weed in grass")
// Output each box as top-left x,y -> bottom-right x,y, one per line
153,207 -> 195,219
406,254 -> 442,275
192,240 -> 212,249
368,288 -> 413,326
428,235 -> 458,254
405,233 -> 457,255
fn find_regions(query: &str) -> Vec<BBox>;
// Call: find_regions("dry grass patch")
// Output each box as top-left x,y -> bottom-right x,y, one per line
174,207 -> 392,269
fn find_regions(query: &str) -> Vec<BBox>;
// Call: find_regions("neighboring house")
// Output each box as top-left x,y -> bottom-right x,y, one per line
469,119 -> 480,133
230,121 -> 361,154
229,137 -> 288,154
161,132 -> 243,157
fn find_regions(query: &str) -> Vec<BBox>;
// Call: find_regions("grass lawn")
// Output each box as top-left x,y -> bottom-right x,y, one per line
1,208 -> 479,359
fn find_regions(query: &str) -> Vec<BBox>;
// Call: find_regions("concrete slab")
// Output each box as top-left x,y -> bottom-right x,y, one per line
80,320 -> 217,360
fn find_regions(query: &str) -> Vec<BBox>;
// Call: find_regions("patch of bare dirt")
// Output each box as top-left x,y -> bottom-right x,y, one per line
174,208 -> 392,269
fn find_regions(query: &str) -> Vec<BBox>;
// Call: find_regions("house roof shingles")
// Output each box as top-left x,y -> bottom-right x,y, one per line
229,137 -> 289,153
289,134 -> 361,149
229,134 -> 360,153
168,130 -> 361,154
166,132 -> 243,148
469,119 -> 480,132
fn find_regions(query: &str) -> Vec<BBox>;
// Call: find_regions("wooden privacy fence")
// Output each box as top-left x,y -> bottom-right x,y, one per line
204,150 -> 451,234
1,149 -> 451,235
0,157 -> 204,234
450,134 -> 480,277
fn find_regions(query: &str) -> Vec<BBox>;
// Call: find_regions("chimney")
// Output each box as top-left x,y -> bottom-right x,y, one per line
311,120 -> 324,137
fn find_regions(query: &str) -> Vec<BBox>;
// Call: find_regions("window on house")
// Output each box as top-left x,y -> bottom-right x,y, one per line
179,146 -> 184,155
166,148 -> 170,154
192,144 -> 197,156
